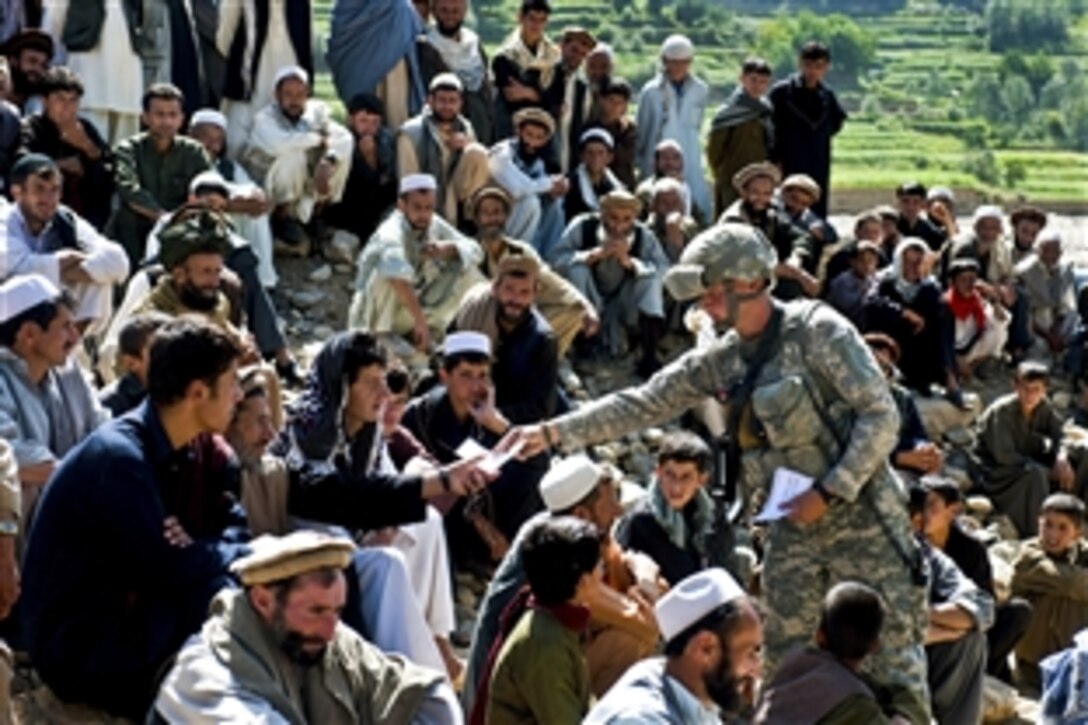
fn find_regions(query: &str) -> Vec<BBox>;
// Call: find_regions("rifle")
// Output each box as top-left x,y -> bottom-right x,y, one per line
704,431 -> 742,577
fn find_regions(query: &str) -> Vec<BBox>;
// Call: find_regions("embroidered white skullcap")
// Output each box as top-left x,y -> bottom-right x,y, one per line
0,274 -> 60,323
429,72 -> 463,93
190,108 -> 227,130
1036,228 -> 1062,247
399,173 -> 438,196
273,65 -> 309,88
661,34 -> 695,61
539,455 -> 602,513
443,331 -> 491,358
972,204 -> 1004,225
655,138 -> 683,155
656,568 -> 746,643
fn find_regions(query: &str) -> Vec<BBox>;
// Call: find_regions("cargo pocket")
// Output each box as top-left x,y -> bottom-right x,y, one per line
751,375 -> 824,449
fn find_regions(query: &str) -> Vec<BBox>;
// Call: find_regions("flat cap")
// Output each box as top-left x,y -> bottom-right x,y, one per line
732,161 -> 781,193
781,173 -> 821,202
513,107 -> 556,137
231,531 -> 354,586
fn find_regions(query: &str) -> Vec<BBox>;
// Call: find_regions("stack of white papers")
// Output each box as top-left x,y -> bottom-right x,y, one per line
455,438 -> 525,475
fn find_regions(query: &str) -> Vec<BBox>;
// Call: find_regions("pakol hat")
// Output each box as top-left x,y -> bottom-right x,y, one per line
513,107 -> 556,137
732,161 -> 781,194
230,531 -> 354,586
781,173 -> 821,202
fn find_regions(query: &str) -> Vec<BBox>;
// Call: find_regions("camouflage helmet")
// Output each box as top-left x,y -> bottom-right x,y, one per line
663,223 -> 777,301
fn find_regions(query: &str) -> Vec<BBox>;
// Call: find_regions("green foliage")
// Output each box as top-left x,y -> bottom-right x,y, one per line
997,51 -> 1055,93
1061,97 -> 1088,152
962,150 -> 1001,185
936,0 -> 986,12
986,0 -> 1071,52
1000,75 -> 1034,127
755,11 -> 876,85
1004,159 -> 1028,188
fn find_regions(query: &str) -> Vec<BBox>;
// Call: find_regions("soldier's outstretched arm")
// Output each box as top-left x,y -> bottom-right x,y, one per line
806,309 -> 901,503
503,345 -> 726,457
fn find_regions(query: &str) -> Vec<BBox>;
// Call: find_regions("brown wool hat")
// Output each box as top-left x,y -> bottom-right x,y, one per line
561,26 -> 597,48
732,161 -> 781,194
781,173 -> 821,202
599,189 -> 642,215
230,531 -> 355,586
1010,206 -> 1048,228
468,186 -> 513,221
513,107 -> 556,137
496,253 -> 541,278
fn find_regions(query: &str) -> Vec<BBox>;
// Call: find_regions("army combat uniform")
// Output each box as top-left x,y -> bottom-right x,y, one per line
547,225 -> 931,721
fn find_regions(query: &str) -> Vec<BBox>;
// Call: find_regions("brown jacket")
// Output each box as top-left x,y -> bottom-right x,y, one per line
1012,537 -> 1088,664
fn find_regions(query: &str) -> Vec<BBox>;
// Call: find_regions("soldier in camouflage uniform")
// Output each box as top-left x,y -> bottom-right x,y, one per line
504,223 -> 931,722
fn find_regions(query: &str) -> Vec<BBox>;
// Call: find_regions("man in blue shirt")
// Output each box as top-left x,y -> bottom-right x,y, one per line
21,317 -> 249,719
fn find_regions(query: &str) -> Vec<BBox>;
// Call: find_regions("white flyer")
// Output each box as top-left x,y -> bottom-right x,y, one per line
755,468 -> 815,523
455,438 -> 525,475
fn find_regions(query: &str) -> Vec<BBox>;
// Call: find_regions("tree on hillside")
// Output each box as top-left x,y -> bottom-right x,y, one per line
997,51 -> 1055,94
1000,75 -> 1034,127
756,11 -> 876,85
986,0 -> 1071,52
937,0 -> 986,12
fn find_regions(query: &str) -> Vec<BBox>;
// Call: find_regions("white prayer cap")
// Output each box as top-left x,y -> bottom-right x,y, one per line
926,185 -> 955,205
429,72 -> 463,93
651,176 -> 685,198
190,108 -> 227,131
660,34 -> 695,61
1036,228 -> 1062,247
399,173 -> 438,196
588,43 -> 614,60
189,170 -> 231,197
0,274 -> 61,323
972,204 -> 1004,225
539,455 -> 602,513
656,568 -> 746,644
579,127 -> 613,150
655,138 -> 683,155
442,331 -> 491,358
273,65 -> 309,88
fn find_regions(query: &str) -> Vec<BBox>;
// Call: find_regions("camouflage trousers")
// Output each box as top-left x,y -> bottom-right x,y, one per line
762,501 -> 931,724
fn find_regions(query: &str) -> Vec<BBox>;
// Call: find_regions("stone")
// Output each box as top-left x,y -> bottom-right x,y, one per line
309,264 -> 333,282
313,325 -> 335,340
334,264 -> 354,275
290,290 -> 325,310
642,428 -> 665,448
326,229 -> 361,265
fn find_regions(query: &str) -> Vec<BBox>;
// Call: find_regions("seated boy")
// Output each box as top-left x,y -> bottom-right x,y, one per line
1012,493 -> 1088,689
755,581 -> 926,724
98,312 -> 171,417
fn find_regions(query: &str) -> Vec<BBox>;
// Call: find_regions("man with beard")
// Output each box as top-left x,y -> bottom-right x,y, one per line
1010,205 -> 1047,266
0,274 -> 106,508
489,106 -> 568,257
1,27 -> 50,112
720,161 -> 820,301
452,254 -> 560,424
417,0 -> 494,145
243,65 -> 353,253
154,530 -> 461,722
1017,229 -> 1080,359
634,139 -> 700,226
18,66 -> 115,230
398,73 -> 490,227
707,57 -> 773,218
108,83 -> 212,269
21,318 -> 248,719
551,190 -> 669,378
585,568 -> 764,724
646,177 -> 698,266
188,108 -> 277,288
348,174 -> 484,354
467,185 -> 595,357
133,207 -> 251,356
0,153 -> 129,335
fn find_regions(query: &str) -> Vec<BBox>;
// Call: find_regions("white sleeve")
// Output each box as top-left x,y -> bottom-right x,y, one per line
0,219 -> 60,284
76,216 -> 130,284
488,144 -> 552,199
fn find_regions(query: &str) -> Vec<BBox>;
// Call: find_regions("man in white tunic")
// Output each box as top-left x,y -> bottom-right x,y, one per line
635,35 -> 710,222
348,174 -> 484,353
242,66 -> 353,243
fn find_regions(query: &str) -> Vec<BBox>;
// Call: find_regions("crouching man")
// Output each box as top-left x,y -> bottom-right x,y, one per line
154,531 -> 462,723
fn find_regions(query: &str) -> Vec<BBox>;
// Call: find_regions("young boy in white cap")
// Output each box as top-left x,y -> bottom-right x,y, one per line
586,567 -> 763,724
635,34 -> 711,221
348,174 -> 485,354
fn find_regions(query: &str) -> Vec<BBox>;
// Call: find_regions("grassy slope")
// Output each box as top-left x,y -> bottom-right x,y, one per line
311,0 -> 1088,208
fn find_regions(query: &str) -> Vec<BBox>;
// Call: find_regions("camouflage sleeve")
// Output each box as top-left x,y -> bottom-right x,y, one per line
553,345 -> 727,450
805,306 -> 900,502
